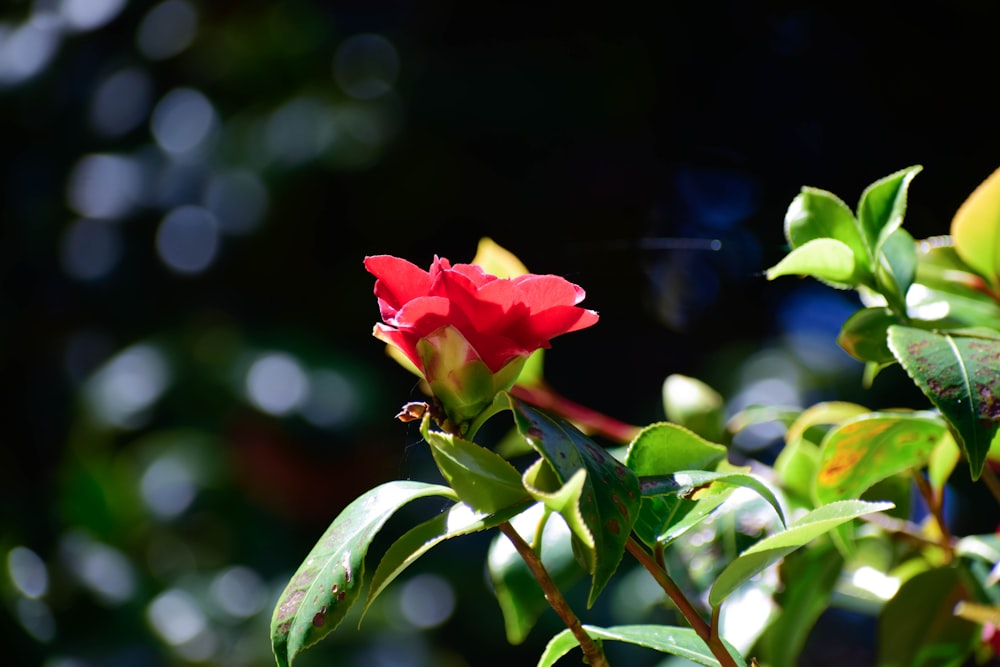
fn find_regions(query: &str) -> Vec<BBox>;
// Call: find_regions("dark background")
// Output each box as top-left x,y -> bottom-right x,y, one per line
2,1 -> 999,666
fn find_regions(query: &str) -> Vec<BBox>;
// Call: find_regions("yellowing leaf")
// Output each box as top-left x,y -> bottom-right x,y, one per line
952,165 -> 1000,290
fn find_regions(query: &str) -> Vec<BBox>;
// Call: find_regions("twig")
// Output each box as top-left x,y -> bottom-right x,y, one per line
912,470 -> 955,562
625,538 -> 741,667
499,522 -> 609,667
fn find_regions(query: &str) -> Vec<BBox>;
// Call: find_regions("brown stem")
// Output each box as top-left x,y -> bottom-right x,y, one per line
511,383 -> 642,444
912,470 -> 955,562
981,465 -> 1000,506
499,522 -> 609,667
625,538 -> 741,667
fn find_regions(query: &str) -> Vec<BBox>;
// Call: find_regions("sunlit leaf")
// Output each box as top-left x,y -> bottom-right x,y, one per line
856,165 -> 922,262
421,416 -> 530,514
270,481 -> 457,667
536,624 -> 745,667
625,423 -> 729,547
765,238 -> 858,287
875,227 -> 917,314
952,165 -> 1000,290
662,374 -> 725,442
640,470 -> 785,528
364,499 -> 528,618
784,401 -> 871,446
878,567 -> 979,667
784,186 -> 868,271
708,500 -> 893,607
508,397 -> 640,606
814,412 -> 946,505
837,307 -> 899,363
488,504 -> 584,645
887,326 -> 1000,479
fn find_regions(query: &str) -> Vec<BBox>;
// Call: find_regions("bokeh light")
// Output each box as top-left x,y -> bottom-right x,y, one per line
151,88 -> 217,157
155,205 -> 220,274
89,67 -> 154,138
60,218 -> 123,281
60,531 -> 136,605
135,0 -> 198,61
245,352 -> 309,416
66,153 -> 143,220
59,0 -> 128,32
7,546 -> 49,599
85,343 -> 171,428
334,34 -> 400,100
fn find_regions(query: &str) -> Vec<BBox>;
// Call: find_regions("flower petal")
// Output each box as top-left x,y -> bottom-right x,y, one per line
513,274 -> 587,309
364,255 -> 431,320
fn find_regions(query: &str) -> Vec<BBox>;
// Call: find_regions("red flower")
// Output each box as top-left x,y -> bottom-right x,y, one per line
364,254 -> 598,423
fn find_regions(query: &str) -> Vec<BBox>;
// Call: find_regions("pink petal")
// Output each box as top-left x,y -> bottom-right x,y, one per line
372,324 -> 423,369
365,256 -> 431,319
513,274 -> 587,310
520,305 -> 599,342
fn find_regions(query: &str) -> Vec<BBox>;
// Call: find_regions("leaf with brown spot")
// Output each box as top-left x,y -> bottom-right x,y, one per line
270,481 -> 457,667
815,412 -> 947,504
888,326 -> 1000,479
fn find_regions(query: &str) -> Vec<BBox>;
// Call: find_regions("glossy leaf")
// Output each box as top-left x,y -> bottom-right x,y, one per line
625,423 -> 730,546
271,481 -> 457,667
878,567 -> 979,667
875,227 -> 917,314
508,396 -> 640,606
708,500 -> 893,607
887,326 -> 1000,479
364,499 -> 528,618
662,374 -> 725,442
639,470 -> 785,528
952,165 -> 1000,290
856,165 -> 922,263
758,543 -> 844,667
421,415 -> 530,513
765,238 -> 858,287
784,401 -> 871,446
814,412 -> 946,504
838,307 -> 899,363
784,185 -> 868,267
537,624 -> 745,667
488,504 -> 583,644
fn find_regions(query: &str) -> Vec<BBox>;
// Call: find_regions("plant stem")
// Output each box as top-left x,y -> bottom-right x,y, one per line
510,383 -> 641,444
625,538 -> 742,667
498,522 -> 609,667
912,470 -> 955,562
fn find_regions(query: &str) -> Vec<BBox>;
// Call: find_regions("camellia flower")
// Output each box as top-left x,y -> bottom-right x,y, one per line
364,252 -> 599,425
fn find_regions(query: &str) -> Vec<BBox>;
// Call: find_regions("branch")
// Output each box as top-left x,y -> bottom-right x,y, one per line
625,538 -> 742,667
499,522 -> 609,667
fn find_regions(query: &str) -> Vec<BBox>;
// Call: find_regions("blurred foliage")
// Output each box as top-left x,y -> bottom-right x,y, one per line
3,1 -> 1000,666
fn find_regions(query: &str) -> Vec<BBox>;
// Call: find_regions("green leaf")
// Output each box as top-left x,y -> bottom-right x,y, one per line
875,227 -> 917,314
662,374 -> 725,442
838,307 -> 899,363
420,415 -> 530,513
364,499 -> 528,617
625,423 -> 730,547
856,165 -> 922,264
270,481 -> 457,667
708,500 -> 893,607
758,543 -> 844,667
784,186 -> 869,272
488,504 -> 584,644
814,412 -> 946,505
952,165 -> 1000,290
537,624 -> 746,667
508,396 -> 640,606
887,326 -> 1000,479
878,567 -> 979,667
640,470 -> 785,528
765,238 -> 858,287
784,401 -> 872,446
